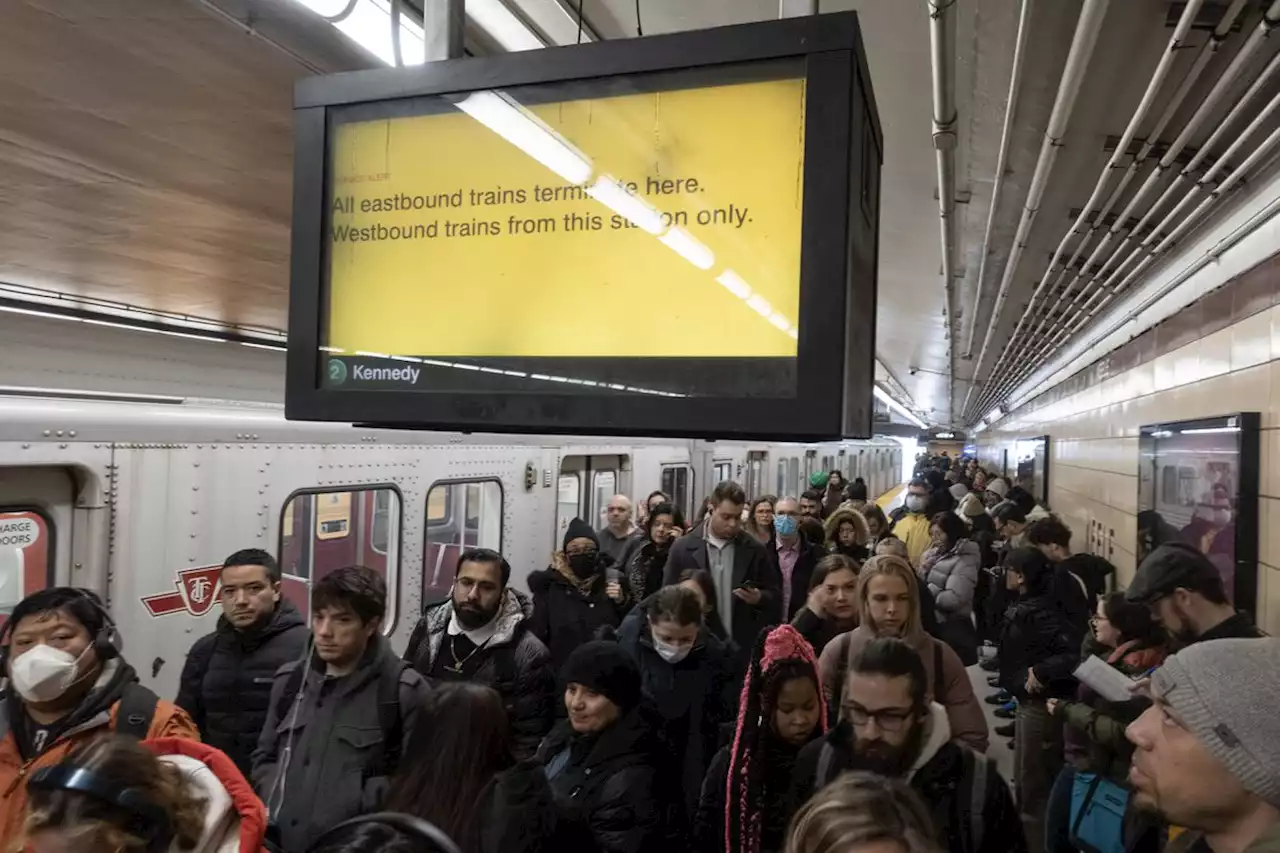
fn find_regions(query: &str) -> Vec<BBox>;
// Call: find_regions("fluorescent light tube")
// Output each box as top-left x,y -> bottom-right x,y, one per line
716,270 -> 752,299
767,311 -> 791,331
468,0 -> 545,51
658,227 -> 714,270
586,176 -> 665,235
455,91 -> 593,184
241,342 -> 287,352
1179,427 -> 1239,435
746,294 -> 772,317
873,385 -> 926,429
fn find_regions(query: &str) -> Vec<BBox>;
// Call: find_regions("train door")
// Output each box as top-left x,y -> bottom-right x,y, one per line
558,455 -> 628,539
0,467 -> 74,624
661,462 -> 694,523
745,451 -> 767,498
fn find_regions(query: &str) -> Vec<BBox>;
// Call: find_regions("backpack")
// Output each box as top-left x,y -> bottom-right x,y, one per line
812,741 -> 990,853
272,654 -> 406,779
115,683 -> 159,740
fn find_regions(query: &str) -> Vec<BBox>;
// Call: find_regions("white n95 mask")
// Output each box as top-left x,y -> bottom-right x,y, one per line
10,644 -> 89,704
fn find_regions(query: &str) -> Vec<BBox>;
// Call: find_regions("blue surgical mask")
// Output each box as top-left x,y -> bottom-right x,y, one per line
774,515 -> 798,536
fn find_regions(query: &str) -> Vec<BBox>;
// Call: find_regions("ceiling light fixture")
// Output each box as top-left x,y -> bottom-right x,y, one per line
873,385 -> 927,429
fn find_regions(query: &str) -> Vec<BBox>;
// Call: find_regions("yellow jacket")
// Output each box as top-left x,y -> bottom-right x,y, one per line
892,512 -> 933,567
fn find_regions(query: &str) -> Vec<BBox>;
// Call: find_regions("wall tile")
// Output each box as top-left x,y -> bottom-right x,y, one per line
1231,310 -> 1271,371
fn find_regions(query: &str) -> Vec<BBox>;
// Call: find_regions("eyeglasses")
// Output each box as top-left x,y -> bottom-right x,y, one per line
842,704 -> 914,731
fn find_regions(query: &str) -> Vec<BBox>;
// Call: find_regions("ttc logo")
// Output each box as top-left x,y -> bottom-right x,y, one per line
328,359 -> 348,386
141,566 -> 223,618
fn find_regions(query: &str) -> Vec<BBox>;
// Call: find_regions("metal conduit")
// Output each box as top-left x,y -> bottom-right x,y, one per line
1002,0 -> 1204,367
962,0 -> 1111,418
929,0 -> 959,404
967,0 -> 1279,420
963,0 -> 1034,359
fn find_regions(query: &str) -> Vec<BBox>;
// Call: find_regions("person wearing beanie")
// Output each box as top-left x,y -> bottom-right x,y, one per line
536,640 -> 672,853
1126,542 -> 1262,646
529,518 -> 628,677
1127,638 -> 1280,853
984,477 -> 1009,509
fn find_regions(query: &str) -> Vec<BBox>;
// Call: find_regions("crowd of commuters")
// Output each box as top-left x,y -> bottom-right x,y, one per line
5,463 -> 1279,853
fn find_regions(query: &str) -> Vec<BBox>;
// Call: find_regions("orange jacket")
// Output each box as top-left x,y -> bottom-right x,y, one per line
0,692 -> 200,842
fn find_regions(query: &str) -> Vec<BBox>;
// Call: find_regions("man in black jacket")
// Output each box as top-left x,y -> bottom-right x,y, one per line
1026,515 -> 1115,603
176,548 -> 308,775
662,481 -> 781,663
405,547 -> 554,759
769,497 -> 827,621
790,637 -> 1024,853
1126,542 -> 1264,646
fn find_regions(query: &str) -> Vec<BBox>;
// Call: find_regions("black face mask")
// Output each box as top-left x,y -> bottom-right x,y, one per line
568,552 -> 599,579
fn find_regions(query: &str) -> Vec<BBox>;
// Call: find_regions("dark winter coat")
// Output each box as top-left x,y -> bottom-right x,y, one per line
789,708 -> 1026,853
626,539 -> 672,604
998,589 -> 1087,702
616,600 -> 737,820
528,567 -> 628,676
175,600 -> 308,775
697,735 -> 810,853
406,589 -> 555,759
536,707 -> 670,853
661,525 -> 782,662
767,537 -> 827,622
1061,552 -> 1115,602
790,606 -> 851,657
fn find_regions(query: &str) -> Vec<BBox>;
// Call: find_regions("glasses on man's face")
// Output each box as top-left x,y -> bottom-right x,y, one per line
843,704 -> 914,731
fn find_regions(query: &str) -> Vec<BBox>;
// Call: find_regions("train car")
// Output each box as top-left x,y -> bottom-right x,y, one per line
0,394 -> 903,700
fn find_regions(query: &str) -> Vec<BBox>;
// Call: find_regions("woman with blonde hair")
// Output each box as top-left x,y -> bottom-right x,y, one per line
17,734 -> 269,853
816,555 -> 988,753
785,771 -> 940,853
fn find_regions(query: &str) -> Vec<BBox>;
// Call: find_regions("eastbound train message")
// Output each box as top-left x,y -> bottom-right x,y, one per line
324,77 -> 806,360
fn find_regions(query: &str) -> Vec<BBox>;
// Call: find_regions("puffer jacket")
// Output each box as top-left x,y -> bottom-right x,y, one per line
1058,635 -> 1166,781
919,539 -> 980,619
405,588 -> 554,759
144,737 -> 270,853
528,566 -> 628,676
0,658 -> 201,842
536,707 -> 671,853
823,508 -> 870,552
176,600 -> 308,776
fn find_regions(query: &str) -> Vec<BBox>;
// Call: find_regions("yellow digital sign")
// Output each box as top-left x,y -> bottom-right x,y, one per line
325,77 -> 806,359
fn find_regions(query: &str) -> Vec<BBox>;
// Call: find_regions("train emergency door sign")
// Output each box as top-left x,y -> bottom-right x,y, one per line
0,512 -> 48,617
141,566 -> 223,618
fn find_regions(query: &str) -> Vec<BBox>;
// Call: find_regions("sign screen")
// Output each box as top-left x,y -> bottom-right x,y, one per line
321,66 -> 806,398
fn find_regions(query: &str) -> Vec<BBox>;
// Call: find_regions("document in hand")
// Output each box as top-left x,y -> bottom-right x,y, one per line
1072,655 -> 1139,703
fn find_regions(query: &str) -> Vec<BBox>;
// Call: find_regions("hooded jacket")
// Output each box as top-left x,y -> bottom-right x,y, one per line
528,565 -> 628,676
616,599 -> 737,820
252,633 -> 429,853
0,658 -> 200,842
405,588 -> 554,759
536,706 -> 670,853
823,508 -> 871,561
789,703 -> 1024,853
919,539 -> 981,619
144,737 -> 269,853
176,600 -> 309,776
817,625 -> 989,753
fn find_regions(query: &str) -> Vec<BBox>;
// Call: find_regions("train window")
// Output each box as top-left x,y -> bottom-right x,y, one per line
662,465 -> 692,521
278,486 -> 403,631
591,470 -> 616,529
788,457 -> 800,497
714,461 -> 733,485
423,479 -> 503,606
776,460 -> 786,496
0,508 -> 54,623
556,474 -> 582,541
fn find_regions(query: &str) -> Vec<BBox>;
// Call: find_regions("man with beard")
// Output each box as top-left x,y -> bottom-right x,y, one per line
405,547 -> 554,758
1126,543 -> 1263,647
1126,638 -> 1280,853
791,637 -> 1024,853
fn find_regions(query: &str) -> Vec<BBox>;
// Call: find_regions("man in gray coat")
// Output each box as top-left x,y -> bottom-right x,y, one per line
252,566 -> 429,853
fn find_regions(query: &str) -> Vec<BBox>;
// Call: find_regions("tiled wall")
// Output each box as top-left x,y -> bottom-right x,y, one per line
977,251 -> 1280,635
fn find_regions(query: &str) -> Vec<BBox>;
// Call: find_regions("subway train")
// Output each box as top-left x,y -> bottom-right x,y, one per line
0,393 -> 904,700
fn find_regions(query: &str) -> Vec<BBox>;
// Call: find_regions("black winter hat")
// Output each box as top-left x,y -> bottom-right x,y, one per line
560,640 -> 642,711
563,517 -> 599,552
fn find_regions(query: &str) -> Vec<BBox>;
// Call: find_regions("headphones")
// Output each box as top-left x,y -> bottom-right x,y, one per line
27,764 -> 173,853
0,587 -> 121,671
306,813 -> 464,853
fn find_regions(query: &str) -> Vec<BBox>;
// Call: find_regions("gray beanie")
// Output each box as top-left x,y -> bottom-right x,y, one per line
1152,638 -> 1280,807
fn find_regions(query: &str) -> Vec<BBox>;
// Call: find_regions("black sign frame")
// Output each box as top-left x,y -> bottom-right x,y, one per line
286,12 -> 882,440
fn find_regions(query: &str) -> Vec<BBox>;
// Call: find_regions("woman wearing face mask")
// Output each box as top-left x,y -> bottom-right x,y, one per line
626,503 -> 686,603
617,585 -> 736,825
823,508 -> 870,562
529,519 -> 630,677
0,588 -> 200,842
745,496 -> 777,546
696,624 -> 826,853
817,556 -> 988,753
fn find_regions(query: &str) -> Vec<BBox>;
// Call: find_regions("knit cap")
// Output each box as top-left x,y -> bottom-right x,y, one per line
1151,637 -> 1280,807
809,471 -> 830,489
986,479 -> 1009,498
563,517 -> 599,551
560,640 -> 642,711
948,482 -> 969,501
959,492 -> 987,519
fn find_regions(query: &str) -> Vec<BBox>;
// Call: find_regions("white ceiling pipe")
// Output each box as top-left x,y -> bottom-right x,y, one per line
929,0 -> 959,406
970,0 -> 1277,414
961,0 -> 1110,416
963,0 -> 1033,359
1010,0 -> 1207,351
